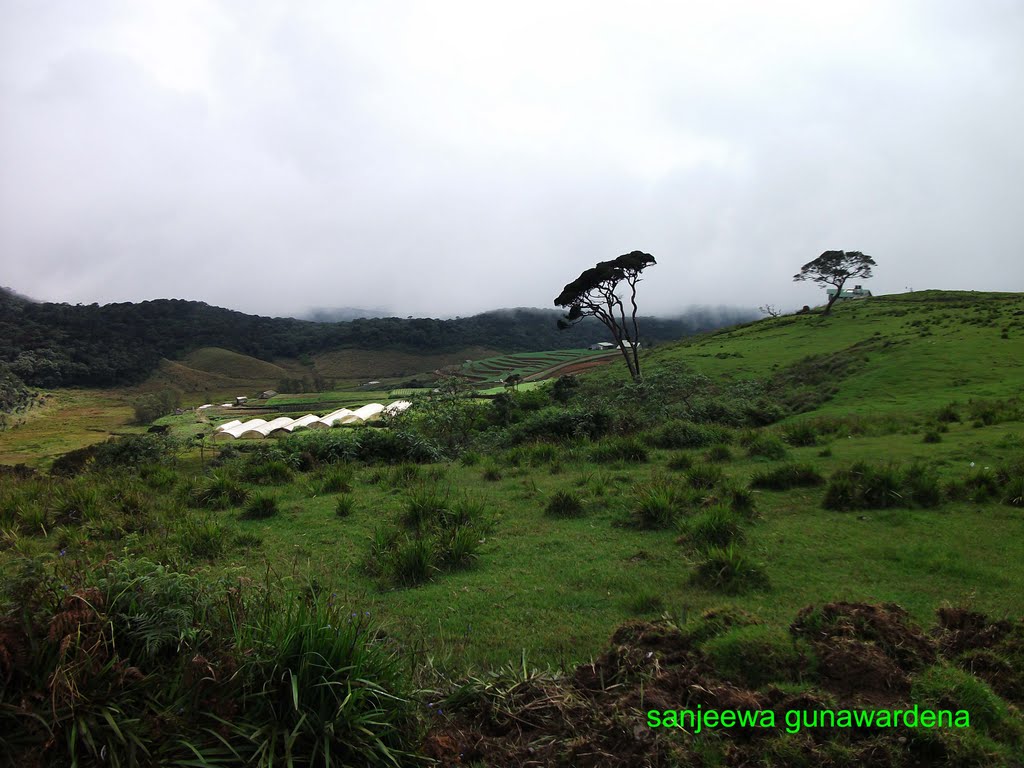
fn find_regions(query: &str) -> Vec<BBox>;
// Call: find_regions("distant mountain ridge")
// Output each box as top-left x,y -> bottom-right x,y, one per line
0,286 -> 757,388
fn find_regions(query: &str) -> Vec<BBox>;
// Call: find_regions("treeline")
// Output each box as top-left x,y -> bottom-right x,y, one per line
0,287 -> 755,388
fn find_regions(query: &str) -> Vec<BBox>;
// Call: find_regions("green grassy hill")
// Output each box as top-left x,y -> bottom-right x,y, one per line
181,347 -> 290,380
602,290 -> 1024,416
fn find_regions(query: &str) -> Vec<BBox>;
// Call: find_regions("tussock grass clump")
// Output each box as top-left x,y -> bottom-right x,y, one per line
781,422 -> 819,447
240,494 -> 279,520
369,486 -> 489,587
626,590 -> 665,615
481,463 -> 503,482
646,419 -> 733,449
139,463 -> 177,490
936,402 -> 961,423
683,505 -> 746,550
742,432 -> 789,460
692,544 -> 770,595
705,444 -> 733,463
544,489 -> 586,519
188,471 -> 249,509
459,450 -> 481,467
823,461 -> 942,510
685,463 -> 724,490
666,452 -> 693,472
240,458 -> 293,485
178,514 -> 227,560
922,429 -> 943,444
589,436 -> 649,464
626,479 -> 699,529
52,481 -> 106,525
750,463 -> 824,491
309,464 -> 355,494
527,442 -> 559,466
705,625 -> 814,688
388,463 -> 423,487
335,494 -> 356,518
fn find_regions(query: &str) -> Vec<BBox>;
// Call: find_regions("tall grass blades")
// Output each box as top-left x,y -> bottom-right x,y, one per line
750,463 -> 824,491
544,489 -> 586,519
692,544 -> 770,595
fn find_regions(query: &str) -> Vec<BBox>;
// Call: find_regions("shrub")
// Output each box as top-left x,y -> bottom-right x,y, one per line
692,545 -> 770,595
240,494 -> 280,520
527,442 -> 559,466
544,489 -> 585,519
387,463 -> 422,488
1003,476 -> 1024,507
51,481 -> 106,525
922,430 -> 943,444
335,494 -> 356,518
459,450 -> 481,467
590,436 -> 649,464
750,463 -> 824,491
684,506 -> 746,550
705,625 -> 813,688
936,402 -> 961,423
481,464 -> 503,482
506,407 -> 613,444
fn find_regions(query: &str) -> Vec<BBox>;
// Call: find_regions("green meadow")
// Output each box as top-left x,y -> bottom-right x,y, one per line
2,290 -> 1023,766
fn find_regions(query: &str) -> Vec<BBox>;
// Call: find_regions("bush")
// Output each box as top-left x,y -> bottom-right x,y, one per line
240,494 -> 279,520
750,463 -> 824,491
922,429 -> 943,444
589,436 -> 649,464
459,450 -> 481,467
646,420 -> 733,449
544,490 -> 586,519
705,625 -> 813,688
936,402 -> 961,423
684,505 -> 746,550
481,463 -> 503,482
506,407 -> 613,444
692,544 -> 770,595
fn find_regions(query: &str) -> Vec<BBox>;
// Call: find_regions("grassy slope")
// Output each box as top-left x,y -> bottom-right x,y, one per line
4,291 -> 1023,669
630,290 -> 1024,415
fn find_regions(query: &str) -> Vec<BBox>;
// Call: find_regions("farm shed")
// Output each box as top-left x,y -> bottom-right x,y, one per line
215,419 -> 243,433
340,403 -> 385,424
589,342 -> 616,350
384,400 -> 412,416
826,284 -> 872,300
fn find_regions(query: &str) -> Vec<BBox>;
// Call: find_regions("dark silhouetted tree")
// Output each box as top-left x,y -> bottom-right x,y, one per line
793,250 -> 876,315
554,251 -> 657,381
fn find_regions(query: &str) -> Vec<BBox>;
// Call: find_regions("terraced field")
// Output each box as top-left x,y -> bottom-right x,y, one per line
457,348 -> 618,384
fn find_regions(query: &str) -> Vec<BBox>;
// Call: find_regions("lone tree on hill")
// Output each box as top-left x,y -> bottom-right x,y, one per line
554,250 -> 657,381
793,250 -> 876,315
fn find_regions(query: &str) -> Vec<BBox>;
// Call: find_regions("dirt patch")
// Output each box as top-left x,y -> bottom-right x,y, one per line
791,602 -> 936,672
934,605 -> 1014,656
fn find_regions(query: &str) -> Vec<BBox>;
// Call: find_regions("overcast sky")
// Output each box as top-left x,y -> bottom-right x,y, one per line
2,1 -> 1022,318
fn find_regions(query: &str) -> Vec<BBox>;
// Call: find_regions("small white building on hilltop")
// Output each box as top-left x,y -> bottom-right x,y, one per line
826,284 -> 873,300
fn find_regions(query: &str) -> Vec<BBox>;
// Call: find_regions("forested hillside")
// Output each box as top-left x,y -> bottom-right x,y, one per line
0,287 -> 755,388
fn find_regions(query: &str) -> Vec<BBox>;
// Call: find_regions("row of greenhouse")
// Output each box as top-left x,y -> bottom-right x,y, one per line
211,401 -> 411,441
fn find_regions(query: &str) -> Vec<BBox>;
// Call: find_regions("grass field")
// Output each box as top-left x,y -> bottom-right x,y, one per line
458,348 -> 618,384
3,291 -> 1024,765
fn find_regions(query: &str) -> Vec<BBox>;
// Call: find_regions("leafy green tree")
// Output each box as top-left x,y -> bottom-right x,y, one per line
554,251 -> 657,381
793,250 -> 876,315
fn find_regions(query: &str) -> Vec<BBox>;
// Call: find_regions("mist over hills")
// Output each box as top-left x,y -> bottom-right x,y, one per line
0,287 -> 757,389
